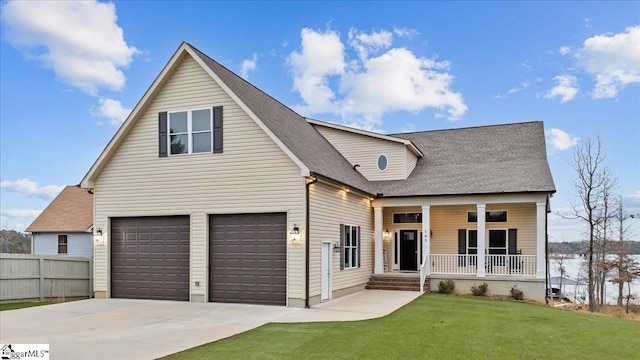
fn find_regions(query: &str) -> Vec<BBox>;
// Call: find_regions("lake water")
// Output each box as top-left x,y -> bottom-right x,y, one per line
550,254 -> 640,305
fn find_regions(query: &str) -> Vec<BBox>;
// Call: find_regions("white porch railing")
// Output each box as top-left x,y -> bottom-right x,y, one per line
429,254 -> 536,277
430,254 -> 478,275
485,254 -> 536,276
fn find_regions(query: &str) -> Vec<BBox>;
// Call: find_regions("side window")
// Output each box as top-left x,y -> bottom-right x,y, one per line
58,235 -> 68,254
340,224 -> 360,269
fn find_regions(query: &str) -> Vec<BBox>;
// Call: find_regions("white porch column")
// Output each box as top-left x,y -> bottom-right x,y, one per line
536,201 -> 546,279
421,205 -> 430,276
374,206 -> 384,274
476,203 -> 486,277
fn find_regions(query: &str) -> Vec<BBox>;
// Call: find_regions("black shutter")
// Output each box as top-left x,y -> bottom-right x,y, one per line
212,106 -> 223,153
508,229 -> 518,254
458,229 -> 467,266
159,112 -> 168,157
357,226 -> 361,268
339,224 -> 345,270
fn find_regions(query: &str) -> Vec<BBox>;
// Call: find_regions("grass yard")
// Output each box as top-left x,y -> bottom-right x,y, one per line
0,301 -> 53,311
163,294 -> 640,360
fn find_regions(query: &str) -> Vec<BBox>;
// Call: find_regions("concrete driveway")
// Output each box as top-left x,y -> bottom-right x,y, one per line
0,290 -> 419,360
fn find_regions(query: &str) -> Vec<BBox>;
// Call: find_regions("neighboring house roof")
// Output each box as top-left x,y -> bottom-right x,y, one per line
26,186 -> 93,233
372,122 -> 556,197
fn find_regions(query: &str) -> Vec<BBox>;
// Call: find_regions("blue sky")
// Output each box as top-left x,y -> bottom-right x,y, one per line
1,1 -> 639,240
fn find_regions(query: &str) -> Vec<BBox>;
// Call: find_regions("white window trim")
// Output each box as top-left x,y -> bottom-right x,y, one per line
343,224 -> 359,269
377,154 -> 388,172
57,234 -> 68,255
168,107 -> 213,156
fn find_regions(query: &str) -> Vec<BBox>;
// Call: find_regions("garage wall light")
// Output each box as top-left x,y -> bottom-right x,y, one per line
290,224 -> 301,244
94,228 -> 105,245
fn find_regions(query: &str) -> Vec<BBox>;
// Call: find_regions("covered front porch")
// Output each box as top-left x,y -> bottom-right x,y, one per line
371,193 -> 549,292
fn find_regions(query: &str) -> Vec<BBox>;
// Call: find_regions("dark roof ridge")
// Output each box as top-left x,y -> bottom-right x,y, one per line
390,120 -> 543,136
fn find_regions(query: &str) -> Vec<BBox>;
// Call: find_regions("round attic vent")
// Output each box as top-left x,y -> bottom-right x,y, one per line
377,154 -> 388,172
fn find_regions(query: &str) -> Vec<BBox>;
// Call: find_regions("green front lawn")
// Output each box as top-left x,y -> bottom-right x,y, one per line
0,301 -> 53,311
164,294 -> 640,360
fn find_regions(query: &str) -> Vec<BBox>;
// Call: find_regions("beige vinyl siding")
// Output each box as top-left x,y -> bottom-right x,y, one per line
92,54 -> 306,303
309,182 -> 373,300
314,126 -> 408,181
406,150 -> 418,178
429,203 -> 537,255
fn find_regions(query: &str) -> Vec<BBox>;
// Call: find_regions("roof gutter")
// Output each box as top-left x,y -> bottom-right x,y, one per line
310,172 -> 375,199
305,176 -> 318,308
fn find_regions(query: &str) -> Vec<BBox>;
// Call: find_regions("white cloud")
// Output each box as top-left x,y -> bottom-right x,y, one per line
287,28 -> 345,115
1,0 -> 138,95
240,53 -> 258,79
0,179 -> 64,200
393,27 -> 420,38
559,46 -> 571,56
348,28 -> 393,60
576,26 -> 640,99
495,80 -> 531,98
94,98 -> 131,126
545,128 -> 579,151
0,209 -> 42,219
545,75 -> 579,103
287,27 -> 467,130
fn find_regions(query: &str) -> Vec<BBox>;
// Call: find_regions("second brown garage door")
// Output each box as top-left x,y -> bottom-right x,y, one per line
209,213 -> 286,306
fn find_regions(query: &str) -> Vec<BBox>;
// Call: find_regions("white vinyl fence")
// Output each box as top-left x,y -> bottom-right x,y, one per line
0,254 -> 92,302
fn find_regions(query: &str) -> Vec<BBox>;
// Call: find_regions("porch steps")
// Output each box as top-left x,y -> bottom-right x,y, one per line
365,275 -> 428,292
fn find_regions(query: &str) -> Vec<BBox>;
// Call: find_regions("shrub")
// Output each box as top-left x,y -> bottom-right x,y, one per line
437,280 -> 455,294
510,286 -> 524,300
471,282 -> 488,296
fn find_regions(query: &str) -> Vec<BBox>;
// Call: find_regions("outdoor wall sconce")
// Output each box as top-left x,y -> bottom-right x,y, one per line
290,224 -> 301,243
383,230 -> 391,240
94,228 -> 105,245
333,242 -> 342,252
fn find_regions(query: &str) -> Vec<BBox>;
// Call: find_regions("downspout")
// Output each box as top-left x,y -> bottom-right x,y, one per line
305,176 -> 318,308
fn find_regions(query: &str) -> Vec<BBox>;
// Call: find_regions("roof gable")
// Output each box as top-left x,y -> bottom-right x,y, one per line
26,186 -> 93,233
82,42 -> 371,194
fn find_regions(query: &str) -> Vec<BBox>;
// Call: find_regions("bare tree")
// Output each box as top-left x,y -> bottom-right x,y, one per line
570,137 -> 609,312
604,197 -> 636,306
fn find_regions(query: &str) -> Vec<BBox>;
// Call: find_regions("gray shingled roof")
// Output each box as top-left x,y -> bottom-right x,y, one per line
189,43 -> 554,198
189,44 -> 374,194
373,122 -> 556,197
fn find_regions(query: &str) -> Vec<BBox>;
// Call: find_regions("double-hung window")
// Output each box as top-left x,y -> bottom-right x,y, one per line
341,224 -> 360,269
169,109 -> 212,155
58,235 -> 68,254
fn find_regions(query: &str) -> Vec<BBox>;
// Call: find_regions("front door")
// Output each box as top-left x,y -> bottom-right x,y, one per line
400,230 -> 418,271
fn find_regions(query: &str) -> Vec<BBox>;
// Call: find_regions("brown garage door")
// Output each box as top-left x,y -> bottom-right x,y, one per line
111,216 -> 190,301
209,213 -> 286,306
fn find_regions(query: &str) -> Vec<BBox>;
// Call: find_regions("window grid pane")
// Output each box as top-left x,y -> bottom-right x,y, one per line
192,109 -> 211,131
192,132 -> 212,153
169,112 -> 188,133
